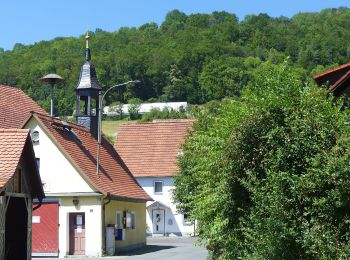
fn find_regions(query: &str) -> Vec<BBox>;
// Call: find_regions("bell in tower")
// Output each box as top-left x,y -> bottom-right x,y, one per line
76,33 -> 101,138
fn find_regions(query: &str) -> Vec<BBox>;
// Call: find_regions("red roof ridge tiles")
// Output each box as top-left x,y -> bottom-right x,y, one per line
0,84 -> 23,90
150,119 -> 195,123
29,112 -> 151,202
115,119 -> 194,178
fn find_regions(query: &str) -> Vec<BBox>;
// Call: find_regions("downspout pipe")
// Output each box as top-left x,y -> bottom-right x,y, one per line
102,193 -> 111,255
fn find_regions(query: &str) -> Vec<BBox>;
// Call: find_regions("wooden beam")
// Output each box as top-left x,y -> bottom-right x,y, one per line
4,192 -> 30,198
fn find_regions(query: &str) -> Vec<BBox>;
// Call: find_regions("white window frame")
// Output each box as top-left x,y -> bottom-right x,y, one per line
153,180 -> 163,195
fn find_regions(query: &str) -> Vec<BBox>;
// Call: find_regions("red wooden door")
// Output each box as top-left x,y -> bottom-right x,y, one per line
69,213 -> 86,255
32,202 -> 59,256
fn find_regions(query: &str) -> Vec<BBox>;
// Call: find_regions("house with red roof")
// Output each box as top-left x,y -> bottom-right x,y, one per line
11,36 -> 151,257
24,112 -> 151,257
115,119 -> 194,236
0,129 -> 44,260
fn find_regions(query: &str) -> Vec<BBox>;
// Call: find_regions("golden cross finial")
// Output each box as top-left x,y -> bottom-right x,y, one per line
85,32 -> 90,49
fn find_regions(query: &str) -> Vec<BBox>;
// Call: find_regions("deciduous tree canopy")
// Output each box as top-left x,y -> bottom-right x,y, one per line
173,62 -> 350,259
1,8 -> 350,115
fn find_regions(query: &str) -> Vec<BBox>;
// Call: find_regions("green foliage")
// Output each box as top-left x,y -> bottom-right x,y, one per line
140,106 -> 188,122
199,56 -> 261,100
1,8 -> 350,115
128,98 -> 142,120
174,61 -> 350,259
109,101 -> 124,120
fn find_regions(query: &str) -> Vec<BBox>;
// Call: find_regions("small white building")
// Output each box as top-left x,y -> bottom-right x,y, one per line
115,119 -> 195,236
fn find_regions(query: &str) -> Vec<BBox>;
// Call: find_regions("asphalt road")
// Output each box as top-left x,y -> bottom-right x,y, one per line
37,236 -> 208,260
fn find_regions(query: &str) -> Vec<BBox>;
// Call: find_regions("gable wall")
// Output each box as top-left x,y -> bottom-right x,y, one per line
25,118 -> 95,194
136,176 -> 194,236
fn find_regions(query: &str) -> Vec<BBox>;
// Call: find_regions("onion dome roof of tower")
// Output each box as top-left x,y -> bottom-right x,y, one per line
76,33 -> 101,90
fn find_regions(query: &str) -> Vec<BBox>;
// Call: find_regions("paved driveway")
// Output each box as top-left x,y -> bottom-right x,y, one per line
37,236 -> 208,260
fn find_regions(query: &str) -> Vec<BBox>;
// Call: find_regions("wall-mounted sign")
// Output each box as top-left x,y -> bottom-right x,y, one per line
32,216 -> 41,223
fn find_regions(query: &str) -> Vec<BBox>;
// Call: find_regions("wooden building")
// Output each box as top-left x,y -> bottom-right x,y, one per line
0,129 -> 44,260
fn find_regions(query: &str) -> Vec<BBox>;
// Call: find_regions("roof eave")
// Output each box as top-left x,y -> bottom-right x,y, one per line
134,174 -> 177,178
313,63 -> 350,80
108,193 -> 153,203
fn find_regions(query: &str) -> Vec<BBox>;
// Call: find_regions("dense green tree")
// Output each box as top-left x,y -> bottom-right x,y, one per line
199,56 -> 261,100
0,8 -> 350,115
174,62 -> 350,259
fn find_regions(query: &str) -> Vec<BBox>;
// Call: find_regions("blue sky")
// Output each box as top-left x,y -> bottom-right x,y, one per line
1,0 -> 349,50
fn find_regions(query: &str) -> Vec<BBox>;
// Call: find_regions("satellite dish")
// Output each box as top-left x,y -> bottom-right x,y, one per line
31,130 -> 40,144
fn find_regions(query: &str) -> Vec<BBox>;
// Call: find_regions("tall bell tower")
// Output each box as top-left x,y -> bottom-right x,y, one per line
76,33 -> 101,138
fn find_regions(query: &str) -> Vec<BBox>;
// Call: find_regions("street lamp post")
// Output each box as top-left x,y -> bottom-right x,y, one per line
40,74 -> 64,117
96,80 -> 140,176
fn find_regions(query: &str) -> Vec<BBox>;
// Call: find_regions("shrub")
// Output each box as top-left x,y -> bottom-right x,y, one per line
174,61 -> 350,259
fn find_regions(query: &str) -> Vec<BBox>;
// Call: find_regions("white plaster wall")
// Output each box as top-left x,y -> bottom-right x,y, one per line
57,196 -> 103,257
25,119 -> 95,194
136,177 -> 194,236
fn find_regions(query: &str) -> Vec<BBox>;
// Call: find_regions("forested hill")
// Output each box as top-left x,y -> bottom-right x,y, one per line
0,8 -> 350,115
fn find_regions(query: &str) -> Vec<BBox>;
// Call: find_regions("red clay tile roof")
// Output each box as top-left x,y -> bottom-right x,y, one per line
115,120 -> 194,177
30,113 -> 151,201
0,128 -> 44,200
0,85 -> 47,128
0,129 -> 29,188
